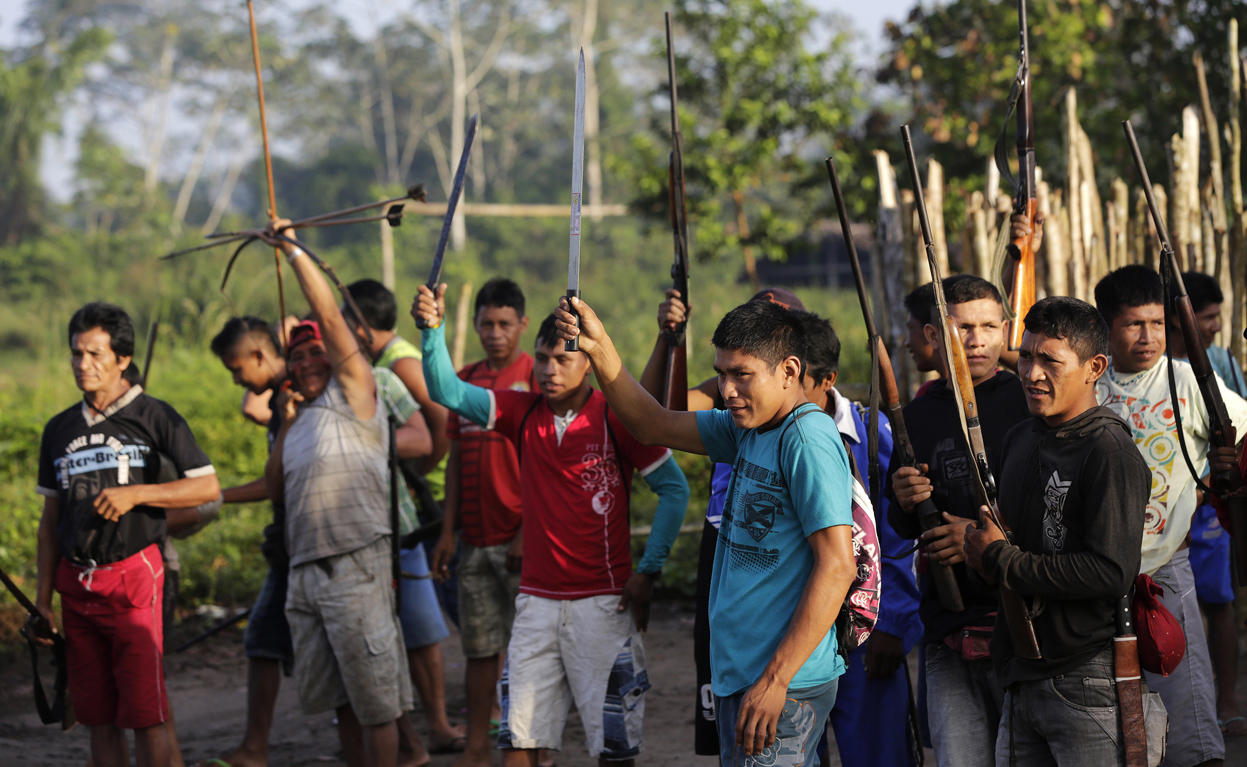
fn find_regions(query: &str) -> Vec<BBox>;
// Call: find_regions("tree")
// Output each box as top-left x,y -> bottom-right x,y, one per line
880,0 -> 1247,186
0,18 -> 108,244
624,0 -> 864,287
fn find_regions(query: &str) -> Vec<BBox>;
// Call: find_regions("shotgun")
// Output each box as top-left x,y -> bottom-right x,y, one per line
0,565 -> 73,727
1000,0 -> 1037,350
825,155 -> 963,613
661,11 -> 691,410
902,125 -> 1041,659
1123,120 -> 1247,582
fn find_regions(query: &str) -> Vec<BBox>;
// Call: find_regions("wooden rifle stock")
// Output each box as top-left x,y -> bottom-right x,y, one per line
1123,120 -> 1247,582
902,125 -> 1041,659
1115,594 -> 1149,767
824,155 -> 964,612
1005,0 -> 1037,350
880,338 -> 966,613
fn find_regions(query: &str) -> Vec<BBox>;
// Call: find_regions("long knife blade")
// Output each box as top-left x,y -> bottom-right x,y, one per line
418,114 -> 478,326
565,49 -> 586,351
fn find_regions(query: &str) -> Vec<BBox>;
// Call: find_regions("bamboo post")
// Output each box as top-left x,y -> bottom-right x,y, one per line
985,156 -> 1001,249
1109,179 -> 1129,271
1150,185 -> 1169,273
1228,21 -> 1246,363
926,158 -> 950,274
1065,89 -> 1086,302
970,190 -> 991,278
1076,126 -> 1107,295
875,149 -> 915,398
1043,186 -> 1069,299
1195,53 -> 1230,342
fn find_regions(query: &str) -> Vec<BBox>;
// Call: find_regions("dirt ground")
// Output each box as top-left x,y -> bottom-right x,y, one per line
1,600 -> 1245,766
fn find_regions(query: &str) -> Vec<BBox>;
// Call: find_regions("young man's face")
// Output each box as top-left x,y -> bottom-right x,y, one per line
1108,303 -> 1165,374
714,348 -> 801,429
534,339 -> 590,409
475,305 -> 528,364
925,298 -> 1007,384
1017,331 -> 1106,426
220,337 -> 281,394
801,371 -> 835,412
1194,302 -> 1222,349
289,339 -> 333,400
905,314 -> 939,373
70,326 -> 130,395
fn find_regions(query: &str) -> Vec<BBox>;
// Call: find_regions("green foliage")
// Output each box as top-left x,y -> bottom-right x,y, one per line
622,0 -> 869,270
880,0 -> 1247,187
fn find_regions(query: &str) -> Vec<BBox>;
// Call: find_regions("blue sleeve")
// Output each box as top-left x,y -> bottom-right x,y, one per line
420,325 -> 491,426
786,421 -> 853,535
695,409 -> 741,465
636,456 -> 691,575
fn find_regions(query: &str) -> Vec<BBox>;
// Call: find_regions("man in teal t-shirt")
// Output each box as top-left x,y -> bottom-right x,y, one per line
551,295 -> 857,767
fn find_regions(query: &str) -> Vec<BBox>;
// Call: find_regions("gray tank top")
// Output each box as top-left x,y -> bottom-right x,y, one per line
282,378 -> 390,566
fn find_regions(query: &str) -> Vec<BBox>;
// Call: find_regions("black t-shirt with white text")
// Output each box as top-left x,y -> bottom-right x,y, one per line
38,387 -> 214,565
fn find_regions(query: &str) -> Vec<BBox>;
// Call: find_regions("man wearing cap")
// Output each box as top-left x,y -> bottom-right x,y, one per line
263,221 -> 412,767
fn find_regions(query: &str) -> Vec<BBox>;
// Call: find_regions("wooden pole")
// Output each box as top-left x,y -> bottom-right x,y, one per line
1228,21 -> 1245,363
874,149 -> 912,398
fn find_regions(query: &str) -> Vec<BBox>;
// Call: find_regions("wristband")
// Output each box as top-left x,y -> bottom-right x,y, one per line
286,246 -> 306,265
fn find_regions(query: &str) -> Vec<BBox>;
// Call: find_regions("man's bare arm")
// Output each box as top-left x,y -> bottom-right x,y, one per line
432,442 -> 461,582
268,220 -> 375,420
396,408 -> 433,459
223,477 -> 268,504
553,296 -> 705,454
391,355 -> 450,470
93,474 -> 221,523
34,496 -> 60,631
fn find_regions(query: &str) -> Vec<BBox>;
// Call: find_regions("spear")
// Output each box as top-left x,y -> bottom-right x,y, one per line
564,49 -> 587,352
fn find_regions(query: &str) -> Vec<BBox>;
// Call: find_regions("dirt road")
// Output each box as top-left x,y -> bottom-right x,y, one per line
2,601 -> 1244,766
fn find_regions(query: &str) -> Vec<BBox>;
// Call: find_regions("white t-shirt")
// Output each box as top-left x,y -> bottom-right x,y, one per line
1096,356 -> 1247,574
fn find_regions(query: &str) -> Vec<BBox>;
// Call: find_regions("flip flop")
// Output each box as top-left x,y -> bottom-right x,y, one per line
1219,716 -> 1247,736
194,760 -> 233,767
489,718 -> 501,737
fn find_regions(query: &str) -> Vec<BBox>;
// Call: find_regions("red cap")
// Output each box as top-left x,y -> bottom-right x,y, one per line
286,320 -> 323,357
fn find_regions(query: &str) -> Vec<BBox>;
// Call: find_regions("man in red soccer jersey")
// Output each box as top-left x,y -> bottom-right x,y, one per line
413,284 -> 689,767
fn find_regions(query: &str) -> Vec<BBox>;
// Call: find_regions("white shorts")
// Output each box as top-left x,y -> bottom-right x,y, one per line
498,593 -> 649,759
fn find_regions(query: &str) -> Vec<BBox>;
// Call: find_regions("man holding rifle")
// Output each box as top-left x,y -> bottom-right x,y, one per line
888,274 -> 1030,767
965,296 -> 1162,764
555,294 -> 857,766
1093,265 -> 1247,767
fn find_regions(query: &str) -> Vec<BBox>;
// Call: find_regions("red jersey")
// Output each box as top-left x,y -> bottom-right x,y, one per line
490,389 -> 671,599
448,354 -> 536,546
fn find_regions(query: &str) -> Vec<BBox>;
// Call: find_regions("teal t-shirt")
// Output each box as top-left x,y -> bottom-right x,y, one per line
696,403 -> 853,696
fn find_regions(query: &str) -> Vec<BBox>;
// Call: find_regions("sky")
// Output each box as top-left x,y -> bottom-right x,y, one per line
0,0 -> 918,198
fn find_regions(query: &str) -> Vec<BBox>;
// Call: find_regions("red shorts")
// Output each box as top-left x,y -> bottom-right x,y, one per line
55,543 -> 169,729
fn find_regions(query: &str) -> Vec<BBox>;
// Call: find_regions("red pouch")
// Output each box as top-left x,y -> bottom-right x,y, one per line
1131,573 -> 1185,676
943,624 -> 994,661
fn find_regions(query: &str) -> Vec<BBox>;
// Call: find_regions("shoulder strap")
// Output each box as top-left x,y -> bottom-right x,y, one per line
513,396 -> 544,467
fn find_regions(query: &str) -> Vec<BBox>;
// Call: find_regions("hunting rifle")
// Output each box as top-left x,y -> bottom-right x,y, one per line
902,125 -> 1041,659
997,0 -> 1037,350
0,565 -> 72,727
660,11 -> 690,411
824,155 -> 964,613
1123,120 -> 1247,583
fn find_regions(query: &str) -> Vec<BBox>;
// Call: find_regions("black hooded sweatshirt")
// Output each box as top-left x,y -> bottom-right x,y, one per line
982,405 -> 1148,687
887,370 -> 1030,644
